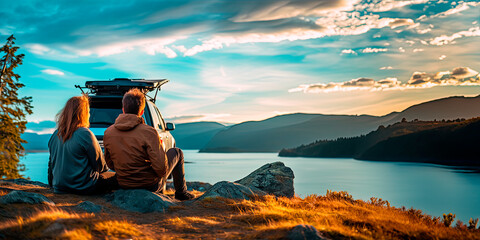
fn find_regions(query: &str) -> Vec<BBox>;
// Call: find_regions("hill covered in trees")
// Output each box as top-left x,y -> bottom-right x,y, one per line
279,118 -> 480,166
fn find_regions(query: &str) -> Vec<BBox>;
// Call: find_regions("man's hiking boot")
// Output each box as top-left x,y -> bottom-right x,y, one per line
175,191 -> 195,201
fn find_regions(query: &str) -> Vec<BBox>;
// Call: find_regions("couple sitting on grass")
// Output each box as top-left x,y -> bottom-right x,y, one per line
47,89 -> 194,201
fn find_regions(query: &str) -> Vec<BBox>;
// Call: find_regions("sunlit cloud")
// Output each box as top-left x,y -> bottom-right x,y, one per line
356,0 -> 429,12
229,0 -> 357,22
165,114 -> 231,123
25,44 -> 52,55
362,48 -> 388,53
41,69 -> 65,76
439,55 -> 447,60
25,128 -> 56,135
289,77 -> 402,93
429,27 -> 480,45
289,67 -> 480,93
429,2 -> 480,19
380,66 -> 393,70
341,49 -> 357,55
413,48 -> 424,52
78,37 -> 183,57
388,19 -> 415,29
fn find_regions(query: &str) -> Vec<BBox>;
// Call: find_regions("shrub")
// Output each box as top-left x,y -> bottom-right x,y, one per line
369,197 -> 390,207
325,190 -> 353,201
443,213 -> 456,227
468,218 -> 479,230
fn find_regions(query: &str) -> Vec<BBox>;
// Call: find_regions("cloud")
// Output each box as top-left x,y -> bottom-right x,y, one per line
165,114 -> 231,123
380,66 -> 393,70
413,48 -> 424,52
451,67 -> 479,79
289,67 -> 480,93
430,2 -> 480,19
41,69 -> 65,76
25,44 -> 52,55
25,128 -> 56,135
289,77 -> 402,93
388,19 -> 415,29
356,0 -> 429,12
229,0 -> 356,22
439,55 -> 446,60
341,49 -> 357,55
429,27 -> 480,45
362,48 -> 388,53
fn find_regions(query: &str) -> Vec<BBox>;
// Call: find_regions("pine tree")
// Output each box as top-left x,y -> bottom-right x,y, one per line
0,35 -> 33,179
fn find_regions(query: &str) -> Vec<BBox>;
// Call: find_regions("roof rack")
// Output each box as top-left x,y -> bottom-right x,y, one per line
75,78 -> 169,103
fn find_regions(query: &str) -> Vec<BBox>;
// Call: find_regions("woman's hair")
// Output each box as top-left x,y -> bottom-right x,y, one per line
56,95 -> 90,142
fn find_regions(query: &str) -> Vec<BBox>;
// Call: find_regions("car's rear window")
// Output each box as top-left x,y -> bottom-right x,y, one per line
89,97 -> 152,127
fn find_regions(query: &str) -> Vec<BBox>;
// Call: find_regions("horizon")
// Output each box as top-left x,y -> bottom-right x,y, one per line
2,0 -> 480,124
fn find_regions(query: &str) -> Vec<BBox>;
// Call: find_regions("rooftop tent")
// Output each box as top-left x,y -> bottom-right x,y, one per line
77,78 -> 169,102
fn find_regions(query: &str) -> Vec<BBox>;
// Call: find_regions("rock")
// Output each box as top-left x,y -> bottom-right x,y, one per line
42,221 -> 66,235
0,190 -> 55,205
1,178 -> 49,188
198,181 -> 265,201
235,162 -> 295,197
287,224 -> 327,240
74,201 -> 103,213
107,189 -> 175,213
166,181 -> 212,192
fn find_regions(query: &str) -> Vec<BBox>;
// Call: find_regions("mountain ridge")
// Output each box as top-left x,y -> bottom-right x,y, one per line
201,95 -> 480,152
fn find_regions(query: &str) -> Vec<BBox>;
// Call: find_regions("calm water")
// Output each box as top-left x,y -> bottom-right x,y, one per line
21,150 -> 480,222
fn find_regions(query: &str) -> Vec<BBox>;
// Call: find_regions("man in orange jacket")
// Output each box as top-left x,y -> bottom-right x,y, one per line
104,88 -> 194,201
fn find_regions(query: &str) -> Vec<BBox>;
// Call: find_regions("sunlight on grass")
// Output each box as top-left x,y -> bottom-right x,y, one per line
93,220 -> 143,238
214,193 -> 480,240
61,229 -> 92,240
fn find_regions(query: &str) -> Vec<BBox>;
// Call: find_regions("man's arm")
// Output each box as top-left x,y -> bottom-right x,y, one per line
145,129 -> 168,178
104,145 -> 115,171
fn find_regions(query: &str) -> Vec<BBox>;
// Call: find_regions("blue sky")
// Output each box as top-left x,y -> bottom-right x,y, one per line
1,0 -> 479,124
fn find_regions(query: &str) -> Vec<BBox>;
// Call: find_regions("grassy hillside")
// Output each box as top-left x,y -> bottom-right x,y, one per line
1,182 -> 479,239
280,118 -> 480,166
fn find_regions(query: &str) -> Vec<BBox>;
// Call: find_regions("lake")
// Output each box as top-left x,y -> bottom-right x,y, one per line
21,150 -> 480,223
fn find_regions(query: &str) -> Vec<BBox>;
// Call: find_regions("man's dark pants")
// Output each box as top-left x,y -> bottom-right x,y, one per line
145,147 -> 187,194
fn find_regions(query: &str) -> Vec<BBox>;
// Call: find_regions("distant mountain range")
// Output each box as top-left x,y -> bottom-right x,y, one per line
201,95 -> 480,152
279,118 -> 480,166
21,121 -> 227,151
22,95 -> 480,153
170,122 -> 227,149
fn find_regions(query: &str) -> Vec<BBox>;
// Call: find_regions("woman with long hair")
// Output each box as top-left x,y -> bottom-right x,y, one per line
48,95 -> 117,194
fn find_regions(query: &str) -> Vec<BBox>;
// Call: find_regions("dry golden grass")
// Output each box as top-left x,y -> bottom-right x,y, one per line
0,208 -> 148,239
1,186 -> 479,239
61,229 -> 92,240
93,220 -> 144,238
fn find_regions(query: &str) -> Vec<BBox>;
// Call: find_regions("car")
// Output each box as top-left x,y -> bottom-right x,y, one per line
75,78 -> 176,151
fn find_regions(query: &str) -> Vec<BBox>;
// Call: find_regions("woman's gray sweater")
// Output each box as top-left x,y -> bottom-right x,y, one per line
48,127 -> 108,193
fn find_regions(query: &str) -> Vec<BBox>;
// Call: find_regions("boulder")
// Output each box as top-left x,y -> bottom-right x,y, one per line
166,181 -> 212,192
287,224 -> 327,240
42,221 -> 66,235
74,201 -> 103,213
0,190 -> 54,205
235,162 -> 295,197
107,189 -> 175,213
1,178 -> 49,188
198,181 -> 265,201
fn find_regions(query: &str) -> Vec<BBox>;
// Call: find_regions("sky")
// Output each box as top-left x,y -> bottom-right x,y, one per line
1,0 -> 479,124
